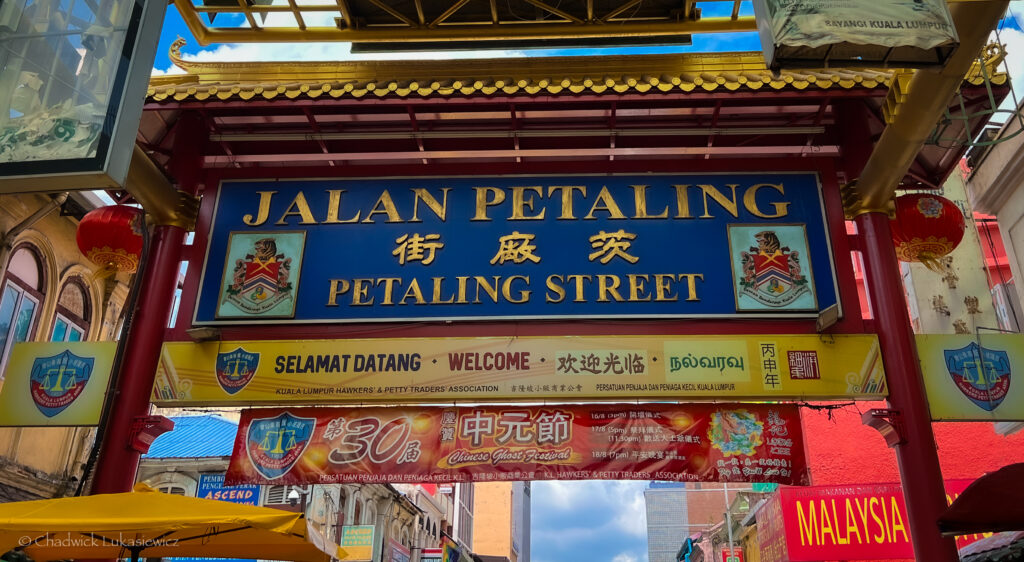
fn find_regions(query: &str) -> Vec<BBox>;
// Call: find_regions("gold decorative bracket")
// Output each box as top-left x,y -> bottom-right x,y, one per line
126,146 -> 201,230
173,191 -> 202,232
882,71 -> 914,125
840,180 -> 895,220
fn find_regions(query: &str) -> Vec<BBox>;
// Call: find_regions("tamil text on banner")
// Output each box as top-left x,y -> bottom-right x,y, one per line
0,342 -> 116,426
194,174 -> 840,324
225,403 -> 809,486
760,480 -> 993,562
152,334 -> 884,406
917,334 -> 1024,421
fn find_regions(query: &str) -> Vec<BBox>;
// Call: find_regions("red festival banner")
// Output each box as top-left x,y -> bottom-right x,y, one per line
226,403 -> 808,486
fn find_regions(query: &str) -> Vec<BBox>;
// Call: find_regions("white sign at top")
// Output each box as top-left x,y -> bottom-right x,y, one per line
753,0 -> 959,70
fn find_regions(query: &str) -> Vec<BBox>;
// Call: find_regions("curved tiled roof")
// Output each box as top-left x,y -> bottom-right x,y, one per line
148,39 -> 1014,103
148,68 -> 895,102
146,40 -> 1007,108
143,415 -> 238,459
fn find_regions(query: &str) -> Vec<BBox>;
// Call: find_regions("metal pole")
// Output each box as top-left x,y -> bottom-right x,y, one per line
89,114 -> 204,494
856,211 -> 960,561
723,483 -> 734,560
88,221 -> 187,494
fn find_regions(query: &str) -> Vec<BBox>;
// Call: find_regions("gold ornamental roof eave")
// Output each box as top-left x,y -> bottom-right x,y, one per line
148,50 -> 924,103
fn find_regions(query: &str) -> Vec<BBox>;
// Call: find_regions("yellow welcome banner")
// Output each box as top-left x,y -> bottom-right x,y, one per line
152,334 -> 884,406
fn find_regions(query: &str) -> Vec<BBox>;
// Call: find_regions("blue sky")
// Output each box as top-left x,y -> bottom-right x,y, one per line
531,481 -> 650,562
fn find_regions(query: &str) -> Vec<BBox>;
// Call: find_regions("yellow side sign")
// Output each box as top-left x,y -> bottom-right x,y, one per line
917,334 -> 1024,421
0,342 -> 117,426
152,334 -> 885,406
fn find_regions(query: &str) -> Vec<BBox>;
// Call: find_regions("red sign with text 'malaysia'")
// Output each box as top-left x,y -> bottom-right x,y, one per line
225,403 -> 808,486
759,480 -> 993,562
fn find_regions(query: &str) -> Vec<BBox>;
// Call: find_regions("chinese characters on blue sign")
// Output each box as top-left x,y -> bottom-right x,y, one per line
195,174 -> 838,323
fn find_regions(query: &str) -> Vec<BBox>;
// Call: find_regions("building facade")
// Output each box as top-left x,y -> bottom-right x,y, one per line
392,483 -> 468,557
139,414 -> 424,562
453,482 -> 475,552
472,482 -> 530,562
0,191 -> 128,502
965,105 -> 1024,322
644,482 -> 689,562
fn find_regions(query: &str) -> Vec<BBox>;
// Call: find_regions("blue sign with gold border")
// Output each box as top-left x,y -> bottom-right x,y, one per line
194,174 -> 839,324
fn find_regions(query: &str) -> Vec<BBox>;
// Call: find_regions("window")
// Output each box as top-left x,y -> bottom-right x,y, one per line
51,279 -> 89,342
265,484 -> 307,505
0,246 -> 44,373
157,485 -> 186,496
353,499 -> 362,525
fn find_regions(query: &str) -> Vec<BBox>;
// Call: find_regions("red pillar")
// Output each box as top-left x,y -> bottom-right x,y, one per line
90,114 -> 204,494
856,211 -> 959,560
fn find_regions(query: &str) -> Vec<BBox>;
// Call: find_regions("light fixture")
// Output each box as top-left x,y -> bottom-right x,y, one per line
288,488 -> 301,506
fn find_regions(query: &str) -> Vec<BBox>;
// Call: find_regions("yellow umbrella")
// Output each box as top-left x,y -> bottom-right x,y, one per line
0,484 -> 345,562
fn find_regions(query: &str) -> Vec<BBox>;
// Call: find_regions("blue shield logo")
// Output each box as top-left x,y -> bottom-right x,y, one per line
216,347 -> 260,395
29,350 -> 94,418
245,411 -> 316,480
944,342 -> 1011,411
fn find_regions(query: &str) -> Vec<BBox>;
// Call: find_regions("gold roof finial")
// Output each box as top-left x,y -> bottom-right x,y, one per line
169,36 -> 191,71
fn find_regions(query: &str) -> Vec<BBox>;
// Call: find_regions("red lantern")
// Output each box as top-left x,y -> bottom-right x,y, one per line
890,193 -> 966,271
76,205 -> 144,275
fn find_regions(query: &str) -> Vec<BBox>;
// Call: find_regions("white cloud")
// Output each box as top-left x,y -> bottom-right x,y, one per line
150,65 -> 186,76
611,482 -> 649,537
535,480 -> 579,510
612,553 -> 639,562
532,480 -> 649,549
153,40 -> 528,75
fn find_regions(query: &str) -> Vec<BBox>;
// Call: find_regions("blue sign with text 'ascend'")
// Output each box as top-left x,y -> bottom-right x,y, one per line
194,174 -> 839,324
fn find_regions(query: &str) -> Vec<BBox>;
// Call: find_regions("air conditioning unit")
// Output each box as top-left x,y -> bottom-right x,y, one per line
264,484 -> 311,505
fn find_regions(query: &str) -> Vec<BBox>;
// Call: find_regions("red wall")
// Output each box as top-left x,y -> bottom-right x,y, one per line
802,401 -> 1024,485
794,404 -> 1024,561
